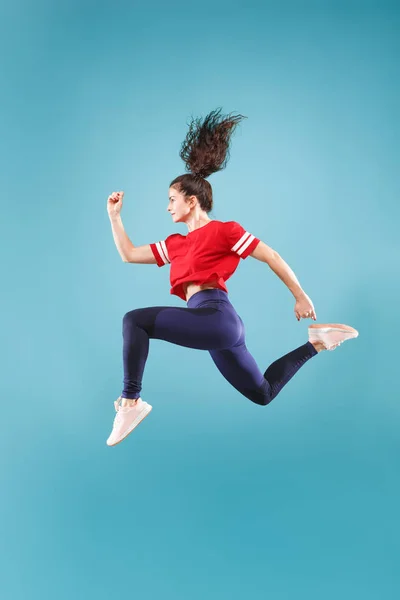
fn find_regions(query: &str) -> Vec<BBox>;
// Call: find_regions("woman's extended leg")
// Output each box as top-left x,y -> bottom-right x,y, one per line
107,301 -> 242,446
121,303 -> 243,399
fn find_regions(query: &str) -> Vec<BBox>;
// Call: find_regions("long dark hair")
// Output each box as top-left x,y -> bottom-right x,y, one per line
170,108 -> 247,214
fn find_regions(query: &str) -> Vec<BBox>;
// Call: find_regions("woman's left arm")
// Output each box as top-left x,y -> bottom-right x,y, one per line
250,241 -> 316,320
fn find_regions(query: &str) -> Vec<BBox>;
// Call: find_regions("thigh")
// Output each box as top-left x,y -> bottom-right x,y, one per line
125,305 -> 243,351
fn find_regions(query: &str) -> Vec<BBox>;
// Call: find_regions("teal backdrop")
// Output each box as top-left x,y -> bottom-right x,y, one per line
1,0 -> 399,598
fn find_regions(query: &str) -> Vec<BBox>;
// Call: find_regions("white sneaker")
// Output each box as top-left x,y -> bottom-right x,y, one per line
309,323 -> 359,351
106,397 -> 152,446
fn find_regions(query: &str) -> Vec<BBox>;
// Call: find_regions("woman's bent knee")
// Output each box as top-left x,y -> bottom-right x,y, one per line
123,309 -> 142,333
243,383 -> 274,406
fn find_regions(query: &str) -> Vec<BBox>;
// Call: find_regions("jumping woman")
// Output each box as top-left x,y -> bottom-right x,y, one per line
106,108 -> 358,447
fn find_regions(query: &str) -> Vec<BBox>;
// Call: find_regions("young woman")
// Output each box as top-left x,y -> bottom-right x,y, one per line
106,108 -> 358,447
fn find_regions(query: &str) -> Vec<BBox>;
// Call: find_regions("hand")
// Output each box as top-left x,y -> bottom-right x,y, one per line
107,191 -> 124,218
294,292 -> 317,321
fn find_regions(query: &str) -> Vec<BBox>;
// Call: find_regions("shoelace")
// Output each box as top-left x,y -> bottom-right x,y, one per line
114,397 -> 139,412
112,397 -> 139,427
112,398 -> 124,428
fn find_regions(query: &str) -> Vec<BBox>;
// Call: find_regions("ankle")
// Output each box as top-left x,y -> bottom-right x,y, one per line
121,397 -> 140,407
310,341 -> 325,353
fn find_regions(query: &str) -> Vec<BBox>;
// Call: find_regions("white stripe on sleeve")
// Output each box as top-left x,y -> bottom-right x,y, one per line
156,240 -> 170,264
231,232 -> 255,256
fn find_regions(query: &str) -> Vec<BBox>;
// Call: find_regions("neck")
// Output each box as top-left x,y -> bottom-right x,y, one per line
186,215 -> 212,233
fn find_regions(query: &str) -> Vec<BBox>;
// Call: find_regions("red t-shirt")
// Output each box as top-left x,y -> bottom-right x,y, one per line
150,220 -> 261,301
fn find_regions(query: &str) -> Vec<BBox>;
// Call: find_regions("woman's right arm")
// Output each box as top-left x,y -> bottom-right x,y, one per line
108,191 -> 157,264
109,215 -> 156,264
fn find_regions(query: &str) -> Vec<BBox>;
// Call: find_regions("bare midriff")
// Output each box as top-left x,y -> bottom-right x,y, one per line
183,280 -> 220,302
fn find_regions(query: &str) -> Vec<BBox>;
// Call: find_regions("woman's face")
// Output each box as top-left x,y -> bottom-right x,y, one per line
167,187 -> 192,224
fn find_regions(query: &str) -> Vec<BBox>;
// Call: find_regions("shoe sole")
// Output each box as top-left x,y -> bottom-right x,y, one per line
107,404 -> 153,447
308,323 -> 359,336
308,323 -> 358,335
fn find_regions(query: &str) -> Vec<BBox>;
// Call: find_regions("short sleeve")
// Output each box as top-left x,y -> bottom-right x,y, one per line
224,221 -> 261,259
150,236 -> 172,267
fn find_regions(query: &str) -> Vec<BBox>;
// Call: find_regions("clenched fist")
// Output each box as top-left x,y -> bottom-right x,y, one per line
107,191 -> 124,218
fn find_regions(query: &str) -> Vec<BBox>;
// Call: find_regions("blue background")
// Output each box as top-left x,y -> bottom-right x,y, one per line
1,0 -> 399,598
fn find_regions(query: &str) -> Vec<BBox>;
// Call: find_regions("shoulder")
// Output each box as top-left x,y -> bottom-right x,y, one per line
219,220 -> 247,238
165,232 -> 184,245
165,232 -> 182,241
219,220 -> 242,229
219,220 -> 261,258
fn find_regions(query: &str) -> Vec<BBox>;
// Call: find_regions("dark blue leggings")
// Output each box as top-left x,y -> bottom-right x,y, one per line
121,289 -> 318,406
